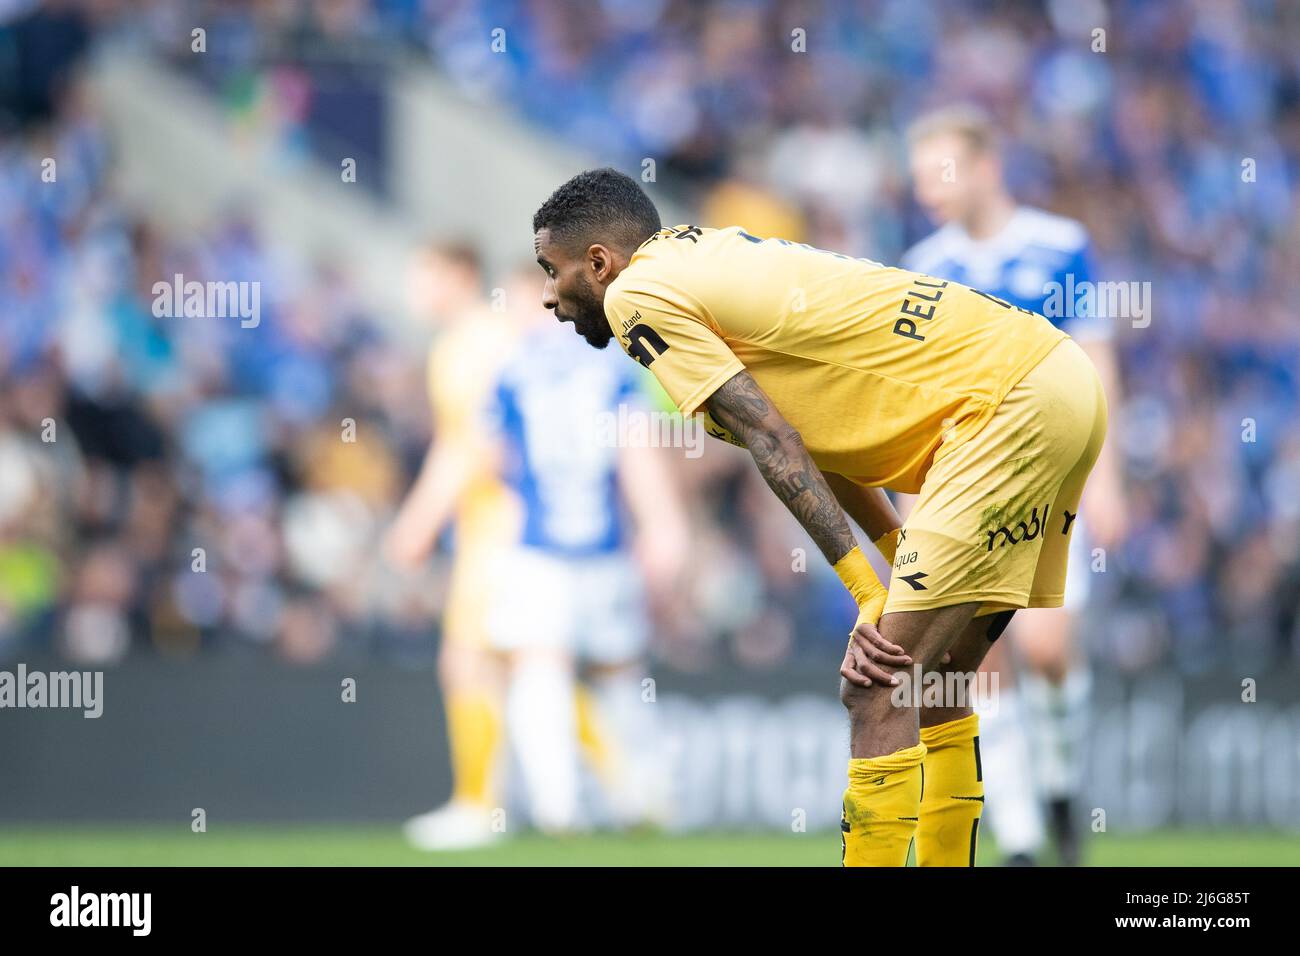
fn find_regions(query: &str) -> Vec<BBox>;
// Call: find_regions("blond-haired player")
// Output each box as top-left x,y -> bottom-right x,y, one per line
903,107 -> 1126,864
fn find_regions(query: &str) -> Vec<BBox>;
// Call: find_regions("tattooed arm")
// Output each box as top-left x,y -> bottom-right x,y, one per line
705,370 -> 902,686
703,370 -> 858,566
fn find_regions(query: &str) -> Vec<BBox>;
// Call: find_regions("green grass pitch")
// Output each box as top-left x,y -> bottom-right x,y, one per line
1,827 -> 1296,866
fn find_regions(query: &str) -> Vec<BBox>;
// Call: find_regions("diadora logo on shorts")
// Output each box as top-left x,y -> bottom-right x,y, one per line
984,503 -> 1051,552
893,531 -> 928,589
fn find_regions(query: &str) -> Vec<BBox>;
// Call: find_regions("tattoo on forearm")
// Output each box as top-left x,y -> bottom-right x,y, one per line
706,372 -> 857,565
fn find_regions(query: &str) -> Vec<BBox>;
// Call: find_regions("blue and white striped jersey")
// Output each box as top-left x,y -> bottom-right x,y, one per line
902,206 -> 1109,340
487,324 -> 641,557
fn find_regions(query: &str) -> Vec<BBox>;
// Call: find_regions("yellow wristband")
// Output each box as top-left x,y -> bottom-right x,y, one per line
835,546 -> 889,628
837,546 -> 889,606
873,527 -> 901,566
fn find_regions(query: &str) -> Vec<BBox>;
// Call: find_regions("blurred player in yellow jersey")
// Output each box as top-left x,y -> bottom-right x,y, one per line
388,250 -> 686,845
532,169 -> 1108,866
480,266 -> 688,833
385,243 -> 521,850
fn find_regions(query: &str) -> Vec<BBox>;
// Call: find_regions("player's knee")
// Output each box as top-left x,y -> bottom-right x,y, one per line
1017,629 -> 1072,681
839,676 -> 864,712
585,659 -> 641,681
510,645 -> 572,671
1021,644 -> 1071,684
839,675 -> 890,714
437,645 -> 469,685
439,641 -> 502,689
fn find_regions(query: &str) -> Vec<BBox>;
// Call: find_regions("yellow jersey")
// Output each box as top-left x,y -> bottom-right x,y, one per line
602,225 -> 1068,494
426,309 -> 522,556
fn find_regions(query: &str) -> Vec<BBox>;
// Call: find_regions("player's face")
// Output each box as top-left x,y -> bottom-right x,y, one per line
534,228 -> 614,349
909,133 -> 982,225
409,251 -> 474,323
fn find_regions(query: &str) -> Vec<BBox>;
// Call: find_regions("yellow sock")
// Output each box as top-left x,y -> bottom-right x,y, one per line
841,743 -> 926,867
574,683 -> 614,780
446,688 -> 502,807
917,713 -> 983,867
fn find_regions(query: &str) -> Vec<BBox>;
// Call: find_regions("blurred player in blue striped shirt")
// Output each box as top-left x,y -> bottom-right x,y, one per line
902,106 -> 1127,865
481,268 -> 688,834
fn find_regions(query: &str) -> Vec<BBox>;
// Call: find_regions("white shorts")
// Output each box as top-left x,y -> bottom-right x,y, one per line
1064,512 -> 1091,612
485,547 -> 648,665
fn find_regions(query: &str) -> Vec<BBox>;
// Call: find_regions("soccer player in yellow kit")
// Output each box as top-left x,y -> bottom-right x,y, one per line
386,244 -> 521,849
532,168 -> 1109,866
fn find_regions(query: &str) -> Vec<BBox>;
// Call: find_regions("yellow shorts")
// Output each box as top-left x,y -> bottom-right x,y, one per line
442,552 -> 496,649
883,337 -> 1108,616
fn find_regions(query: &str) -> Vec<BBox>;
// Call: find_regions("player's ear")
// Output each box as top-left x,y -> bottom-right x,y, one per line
588,243 -> 615,282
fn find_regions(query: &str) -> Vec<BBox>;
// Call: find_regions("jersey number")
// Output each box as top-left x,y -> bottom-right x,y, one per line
627,323 -> 670,367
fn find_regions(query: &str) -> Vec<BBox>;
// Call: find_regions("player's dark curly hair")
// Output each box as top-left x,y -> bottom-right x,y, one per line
533,167 -> 661,254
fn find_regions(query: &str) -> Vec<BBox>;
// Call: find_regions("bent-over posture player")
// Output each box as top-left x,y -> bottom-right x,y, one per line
531,168 -> 1108,866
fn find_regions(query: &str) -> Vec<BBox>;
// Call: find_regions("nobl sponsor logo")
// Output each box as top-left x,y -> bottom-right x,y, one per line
50,886 -> 151,936
984,502 -> 1050,552
151,273 -> 261,328
0,664 -> 103,718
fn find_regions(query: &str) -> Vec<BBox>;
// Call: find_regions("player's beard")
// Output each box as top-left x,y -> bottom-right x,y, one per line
562,272 -> 614,349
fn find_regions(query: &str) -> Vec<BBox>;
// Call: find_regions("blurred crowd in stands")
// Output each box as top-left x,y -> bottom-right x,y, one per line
1,0 -> 1298,673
